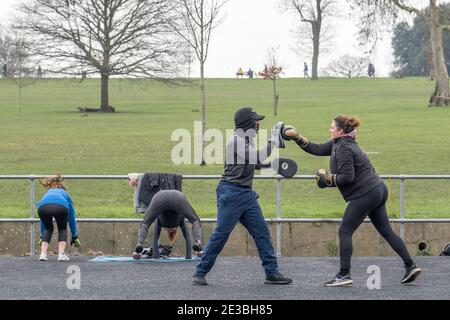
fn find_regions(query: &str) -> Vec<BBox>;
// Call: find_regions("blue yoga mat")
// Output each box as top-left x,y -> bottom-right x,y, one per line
89,256 -> 201,263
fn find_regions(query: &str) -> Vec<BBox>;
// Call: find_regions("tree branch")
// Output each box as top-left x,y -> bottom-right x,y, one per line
390,0 -> 425,18
17,0 -> 180,78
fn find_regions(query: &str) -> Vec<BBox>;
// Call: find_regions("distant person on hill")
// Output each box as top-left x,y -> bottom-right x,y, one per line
368,63 -> 375,78
236,67 -> 244,79
304,62 -> 309,78
37,65 -> 42,78
247,68 -> 254,79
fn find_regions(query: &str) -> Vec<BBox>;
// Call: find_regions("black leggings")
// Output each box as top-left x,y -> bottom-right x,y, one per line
339,182 -> 413,272
38,204 -> 69,243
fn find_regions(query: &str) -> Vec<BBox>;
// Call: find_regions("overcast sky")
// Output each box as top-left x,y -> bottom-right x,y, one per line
0,0 -> 430,78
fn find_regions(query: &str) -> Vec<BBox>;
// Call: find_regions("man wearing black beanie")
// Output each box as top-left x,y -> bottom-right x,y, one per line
192,107 -> 292,286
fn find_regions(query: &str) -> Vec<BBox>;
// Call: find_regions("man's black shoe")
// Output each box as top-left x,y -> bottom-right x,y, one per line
192,274 -> 208,286
264,273 -> 292,285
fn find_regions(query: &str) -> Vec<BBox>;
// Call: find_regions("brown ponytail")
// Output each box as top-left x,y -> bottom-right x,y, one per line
334,115 -> 361,133
167,228 -> 177,243
39,174 -> 66,190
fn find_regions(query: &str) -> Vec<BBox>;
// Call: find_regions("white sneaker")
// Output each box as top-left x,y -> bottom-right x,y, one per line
39,252 -> 48,261
58,253 -> 70,261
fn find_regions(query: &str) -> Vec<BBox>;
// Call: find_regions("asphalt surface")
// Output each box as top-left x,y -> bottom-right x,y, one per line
0,256 -> 448,300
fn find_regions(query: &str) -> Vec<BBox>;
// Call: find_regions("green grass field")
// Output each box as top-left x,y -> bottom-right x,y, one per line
1,77 -> 449,219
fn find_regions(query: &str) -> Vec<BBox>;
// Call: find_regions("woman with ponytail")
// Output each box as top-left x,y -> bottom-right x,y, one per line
37,174 -> 79,262
283,115 -> 422,287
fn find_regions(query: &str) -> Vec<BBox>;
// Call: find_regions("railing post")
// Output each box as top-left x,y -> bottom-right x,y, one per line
30,175 -> 36,258
400,176 -> 405,241
276,177 -> 282,257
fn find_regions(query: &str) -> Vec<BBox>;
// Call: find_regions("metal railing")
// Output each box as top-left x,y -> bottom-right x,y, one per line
1,174 -> 450,258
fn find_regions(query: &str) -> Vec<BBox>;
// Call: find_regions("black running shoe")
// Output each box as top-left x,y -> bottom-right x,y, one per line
401,265 -> 422,284
264,273 -> 293,285
192,274 -> 208,286
324,273 -> 353,287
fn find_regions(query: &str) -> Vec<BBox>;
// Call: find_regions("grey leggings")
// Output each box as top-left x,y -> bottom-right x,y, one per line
339,182 -> 413,272
137,190 -> 201,258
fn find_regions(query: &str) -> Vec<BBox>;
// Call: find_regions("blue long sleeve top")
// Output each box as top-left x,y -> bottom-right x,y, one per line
37,188 -> 78,238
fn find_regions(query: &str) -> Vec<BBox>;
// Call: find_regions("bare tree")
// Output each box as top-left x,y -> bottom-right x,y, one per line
170,0 -> 227,165
322,54 -> 368,77
0,26 -> 28,78
289,17 -> 335,70
0,27 -> 13,77
352,0 -> 450,106
259,47 -> 284,116
280,0 -> 342,80
12,39 -> 36,117
0,26 -> 36,115
182,44 -> 196,79
17,0 -> 182,112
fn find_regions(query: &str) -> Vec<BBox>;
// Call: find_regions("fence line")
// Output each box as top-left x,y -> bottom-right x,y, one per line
2,174 -> 450,257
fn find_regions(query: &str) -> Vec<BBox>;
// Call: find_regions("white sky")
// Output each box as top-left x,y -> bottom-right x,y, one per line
206,0 -> 394,77
0,0 -> 432,78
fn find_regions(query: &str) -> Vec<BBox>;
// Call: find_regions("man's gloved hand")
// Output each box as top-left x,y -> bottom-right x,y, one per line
71,236 -> 81,247
316,169 -> 337,188
135,244 -> 144,253
269,122 -> 286,149
160,245 -> 173,257
132,244 -> 144,260
192,240 -> 203,253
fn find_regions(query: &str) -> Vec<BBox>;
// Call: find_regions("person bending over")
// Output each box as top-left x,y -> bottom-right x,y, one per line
133,190 -> 202,260
37,174 -> 79,262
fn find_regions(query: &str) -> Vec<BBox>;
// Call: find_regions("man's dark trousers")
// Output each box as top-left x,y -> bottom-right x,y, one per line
195,181 -> 279,277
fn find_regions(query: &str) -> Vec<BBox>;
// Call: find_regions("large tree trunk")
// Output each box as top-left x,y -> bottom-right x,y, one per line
428,1 -> 450,106
311,24 -> 320,81
100,0 -> 113,113
100,73 -> 113,112
200,62 -> 206,165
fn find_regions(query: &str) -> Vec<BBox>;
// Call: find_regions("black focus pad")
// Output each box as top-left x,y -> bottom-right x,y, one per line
272,158 -> 298,178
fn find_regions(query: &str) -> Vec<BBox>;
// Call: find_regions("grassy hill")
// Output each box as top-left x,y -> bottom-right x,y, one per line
1,77 -> 449,219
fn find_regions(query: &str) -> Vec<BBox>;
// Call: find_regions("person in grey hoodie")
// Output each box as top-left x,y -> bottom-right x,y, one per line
129,177 -> 202,260
192,107 -> 292,286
